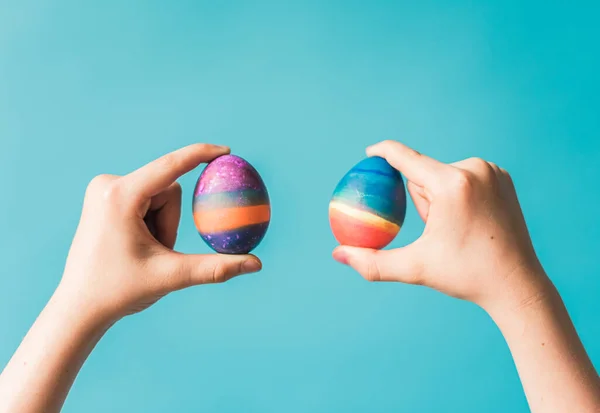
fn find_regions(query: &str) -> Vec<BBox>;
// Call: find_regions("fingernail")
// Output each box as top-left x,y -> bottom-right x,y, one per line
242,259 -> 261,274
332,249 -> 349,265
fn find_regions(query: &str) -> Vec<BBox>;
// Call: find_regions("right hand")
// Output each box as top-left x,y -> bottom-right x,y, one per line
58,143 -> 262,324
333,140 -> 551,311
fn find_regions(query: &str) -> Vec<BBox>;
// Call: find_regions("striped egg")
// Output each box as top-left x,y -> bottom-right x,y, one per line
192,155 -> 270,254
329,157 -> 406,249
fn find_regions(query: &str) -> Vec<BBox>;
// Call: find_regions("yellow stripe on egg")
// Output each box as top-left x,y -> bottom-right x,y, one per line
329,201 -> 400,235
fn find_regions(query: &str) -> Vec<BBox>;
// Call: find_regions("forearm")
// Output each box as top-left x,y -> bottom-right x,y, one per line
487,271 -> 600,413
0,286 -> 111,413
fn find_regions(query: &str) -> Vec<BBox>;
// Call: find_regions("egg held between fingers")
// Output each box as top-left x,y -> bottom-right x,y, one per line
193,155 -> 270,254
329,156 -> 407,249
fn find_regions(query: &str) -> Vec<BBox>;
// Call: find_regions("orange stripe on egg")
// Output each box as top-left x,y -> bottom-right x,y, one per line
194,204 -> 271,234
329,207 -> 397,249
328,201 -> 399,235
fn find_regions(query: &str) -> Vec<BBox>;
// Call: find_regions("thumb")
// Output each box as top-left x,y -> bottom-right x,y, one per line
332,245 -> 424,284
159,252 -> 262,291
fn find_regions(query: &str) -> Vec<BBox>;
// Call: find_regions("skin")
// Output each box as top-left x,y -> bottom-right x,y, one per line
0,140 -> 598,412
0,144 -> 262,413
333,140 -> 600,413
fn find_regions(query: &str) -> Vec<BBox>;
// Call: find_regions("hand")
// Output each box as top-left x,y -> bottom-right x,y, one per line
333,140 -> 550,310
0,144 -> 263,413
331,140 -> 600,412
59,143 -> 262,323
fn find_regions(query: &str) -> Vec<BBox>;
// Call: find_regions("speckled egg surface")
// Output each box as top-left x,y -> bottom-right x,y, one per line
329,156 -> 406,249
193,155 -> 270,254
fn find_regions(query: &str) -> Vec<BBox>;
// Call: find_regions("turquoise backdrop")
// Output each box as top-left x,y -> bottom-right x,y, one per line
1,1 -> 599,412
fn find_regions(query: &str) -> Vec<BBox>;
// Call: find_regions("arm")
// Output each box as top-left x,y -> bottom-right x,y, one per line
489,273 -> 600,412
333,140 -> 600,412
0,144 -> 261,413
0,288 -> 109,413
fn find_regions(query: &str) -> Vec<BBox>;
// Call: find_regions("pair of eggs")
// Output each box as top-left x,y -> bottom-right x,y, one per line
192,155 -> 407,254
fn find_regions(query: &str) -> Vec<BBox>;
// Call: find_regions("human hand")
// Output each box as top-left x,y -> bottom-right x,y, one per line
332,140 -> 550,311
58,143 -> 262,324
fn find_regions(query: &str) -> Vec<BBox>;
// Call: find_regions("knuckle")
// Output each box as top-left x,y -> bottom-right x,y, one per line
211,262 -> 229,284
471,157 -> 495,180
161,258 -> 190,291
406,148 -> 422,161
502,169 -> 516,190
501,167 -> 513,180
192,143 -> 211,153
364,258 -> 382,282
158,153 -> 181,171
448,170 -> 474,195
438,170 -> 479,203
102,180 -> 124,204
468,157 -> 488,168
460,157 -> 490,175
86,175 -> 122,205
488,161 -> 499,170
87,174 -> 113,192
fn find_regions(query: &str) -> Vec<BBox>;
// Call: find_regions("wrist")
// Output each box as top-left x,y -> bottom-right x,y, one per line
50,283 -> 117,337
479,263 -> 557,326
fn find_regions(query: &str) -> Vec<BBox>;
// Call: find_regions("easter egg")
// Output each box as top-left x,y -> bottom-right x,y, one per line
192,155 -> 270,254
329,156 -> 406,249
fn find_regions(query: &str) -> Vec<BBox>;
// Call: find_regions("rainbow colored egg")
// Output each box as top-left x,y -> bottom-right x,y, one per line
329,157 -> 406,249
193,155 -> 270,254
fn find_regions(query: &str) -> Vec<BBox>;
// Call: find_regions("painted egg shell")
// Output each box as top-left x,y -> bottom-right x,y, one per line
193,155 -> 270,254
329,156 -> 406,249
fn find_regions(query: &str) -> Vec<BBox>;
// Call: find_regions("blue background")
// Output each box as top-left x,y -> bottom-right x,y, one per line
1,1 -> 599,412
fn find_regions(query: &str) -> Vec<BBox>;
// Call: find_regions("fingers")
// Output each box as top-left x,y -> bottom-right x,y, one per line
407,181 -> 430,222
157,253 -> 262,292
488,161 -> 511,184
452,158 -> 514,193
489,162 -> 518,198
146,182 -> 182,249
332,245 -> 423,285
122,144 -> 230,206
487,162 -> 502,178
366,140 -> 450,188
